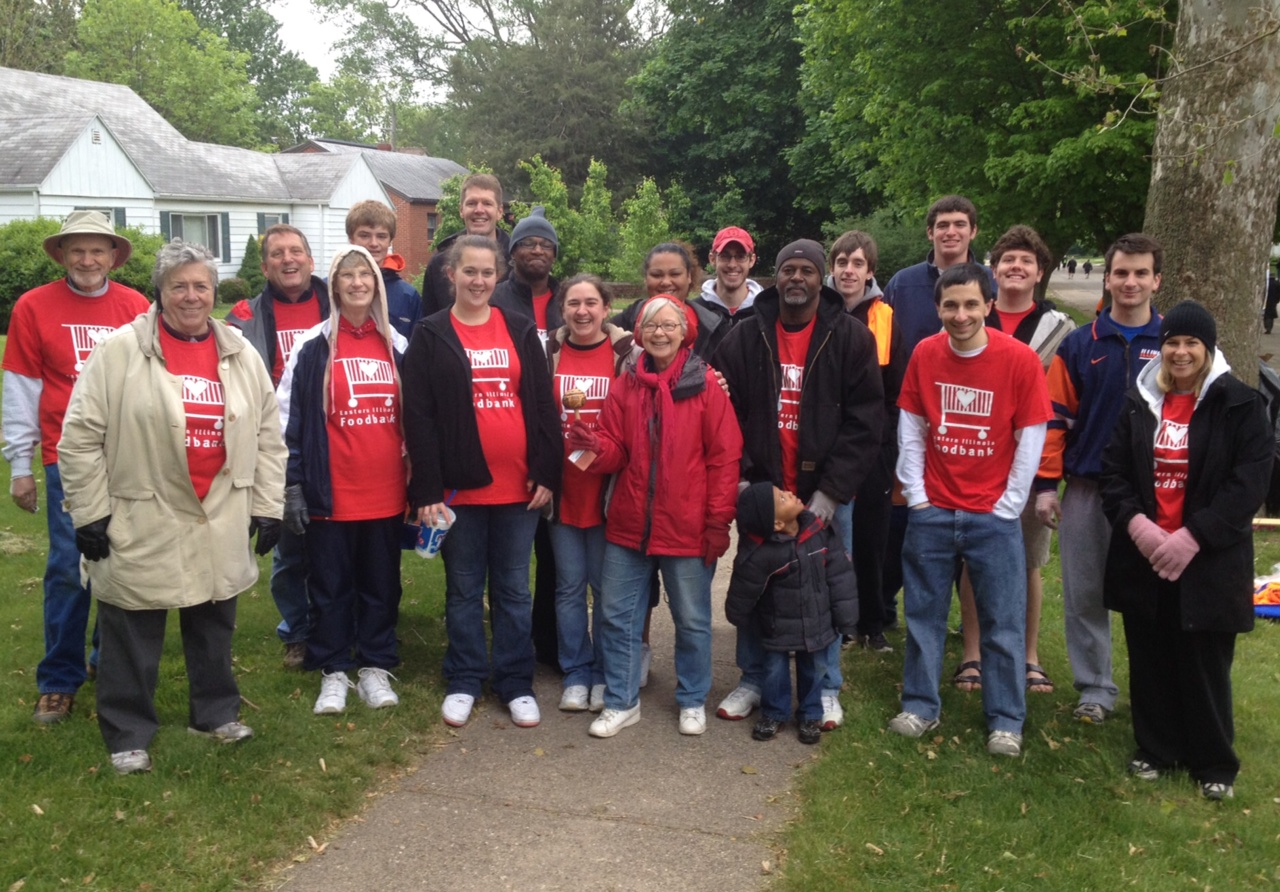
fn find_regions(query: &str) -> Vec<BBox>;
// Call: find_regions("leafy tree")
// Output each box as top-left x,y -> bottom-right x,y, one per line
65,0 -> 259,147
577,159 -> 619,275
628,0 -> 826,257
298,74 -> 388,143
180,0 -> 321,148
609,178 -> 671,282
0,0 -> 78,73
794,0 -> 1170,262
237,235 -> 266,295
822,207 -> 926,284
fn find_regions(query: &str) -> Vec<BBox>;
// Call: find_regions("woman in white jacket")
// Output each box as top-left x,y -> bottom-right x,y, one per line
59,240 -> 286,775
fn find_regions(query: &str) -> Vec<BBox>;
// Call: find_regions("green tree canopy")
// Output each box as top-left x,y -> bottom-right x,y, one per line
66,0 -> 259,147
795,0 -> 1171,259
0,0 -> 78,73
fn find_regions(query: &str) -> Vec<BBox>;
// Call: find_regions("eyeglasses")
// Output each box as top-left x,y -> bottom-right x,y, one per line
640,321 -> 681,334
517,238 -> 556,252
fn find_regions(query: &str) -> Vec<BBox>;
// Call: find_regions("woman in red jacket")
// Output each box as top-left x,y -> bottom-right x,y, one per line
569,296 -> 742,738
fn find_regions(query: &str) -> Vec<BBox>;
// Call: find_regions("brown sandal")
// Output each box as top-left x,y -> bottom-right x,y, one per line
1025,663 -> 1055,693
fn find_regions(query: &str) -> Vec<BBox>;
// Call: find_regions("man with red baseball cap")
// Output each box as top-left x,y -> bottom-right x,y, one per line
695,226 -> 761,326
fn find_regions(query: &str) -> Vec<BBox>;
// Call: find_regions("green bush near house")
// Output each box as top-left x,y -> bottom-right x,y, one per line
217,276 -> 251,306
237,235 -> 266,295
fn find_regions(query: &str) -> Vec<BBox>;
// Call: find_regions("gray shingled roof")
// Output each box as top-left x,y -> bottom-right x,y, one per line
0,67 -> 363,201
291,138 -> 467,202
0,112 -> 103,189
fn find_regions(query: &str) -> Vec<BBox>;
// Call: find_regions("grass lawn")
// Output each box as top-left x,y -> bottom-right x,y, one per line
776,535 -> 1280,891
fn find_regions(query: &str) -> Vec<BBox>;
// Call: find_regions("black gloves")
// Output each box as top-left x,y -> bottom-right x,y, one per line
75,516 -> 111,561
250,516 -> 282,556
283,484 -> 309,536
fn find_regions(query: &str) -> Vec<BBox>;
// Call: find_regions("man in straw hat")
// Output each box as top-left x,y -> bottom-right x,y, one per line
2,210 -> 150,724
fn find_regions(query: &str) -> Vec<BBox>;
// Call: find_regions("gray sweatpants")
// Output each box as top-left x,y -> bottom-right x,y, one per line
1058,477 -> 1121,709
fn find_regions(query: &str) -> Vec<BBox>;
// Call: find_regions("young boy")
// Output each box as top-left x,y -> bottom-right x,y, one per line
725,482 -> 859,744
345,199 -> 423,340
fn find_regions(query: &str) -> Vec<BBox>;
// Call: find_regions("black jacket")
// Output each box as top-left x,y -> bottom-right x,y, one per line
420,229 -> 513,317
491,275 -> 563,334
1100,360 -> 1272,633
713,285 -> 885,504
725,512 -> 858,652
225,276 -> 330,386
846,296 -> 904,496
402,305 -> 561,508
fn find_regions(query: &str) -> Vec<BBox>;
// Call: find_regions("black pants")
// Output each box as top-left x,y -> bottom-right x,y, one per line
304,516 -> 403,673
1121,586 -> 1239,784
531,517 -> 560,668
853,457 -> 893,636
96,598 -> 240,753
880,503 -> 909,625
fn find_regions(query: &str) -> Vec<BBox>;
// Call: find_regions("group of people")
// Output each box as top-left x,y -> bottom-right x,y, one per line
3,182 -> 1269,799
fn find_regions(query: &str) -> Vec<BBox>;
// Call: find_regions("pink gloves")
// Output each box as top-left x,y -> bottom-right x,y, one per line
1150,527 -> 1200,581
566,421 -> 601,453
1127,514 -> 1169,560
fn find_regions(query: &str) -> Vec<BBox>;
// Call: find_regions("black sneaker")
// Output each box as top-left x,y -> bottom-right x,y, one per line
860,632 -> 894,653
797,719 -> 822,745
752,717 -> 783,741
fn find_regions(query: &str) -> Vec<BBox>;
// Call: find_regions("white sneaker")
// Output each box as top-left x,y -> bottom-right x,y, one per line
442,693 -> 475,727
314,670 -> 354,715
188,721 -> 254,743
820,694 -> 844,731
987,730 -> 1023,757
356,667 -> 399,709
559,685 -> 590,711
715,686 -> 760,720
588,704 -> 641,738
508,695 -> 541,727
679,706 -> 707,736
110,749 -> 151,775
888,711 -> 940,737
639,643 -> 652,688
588,684 -> 606,713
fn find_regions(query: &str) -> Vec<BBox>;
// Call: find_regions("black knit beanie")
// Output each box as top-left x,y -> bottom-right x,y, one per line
737,482 -> 776,538
1159,301 -> 1216,355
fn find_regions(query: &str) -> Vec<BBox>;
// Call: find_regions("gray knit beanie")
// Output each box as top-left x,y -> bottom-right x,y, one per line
510,206 -> 559,251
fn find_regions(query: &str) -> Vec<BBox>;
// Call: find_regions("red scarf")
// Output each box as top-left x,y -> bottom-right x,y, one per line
632,347 -> 691,476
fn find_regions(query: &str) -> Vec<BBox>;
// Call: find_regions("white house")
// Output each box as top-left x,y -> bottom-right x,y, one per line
0,67 -> 393,280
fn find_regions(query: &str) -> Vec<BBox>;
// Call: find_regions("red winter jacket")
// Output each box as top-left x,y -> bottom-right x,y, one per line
592,349 -> 742,557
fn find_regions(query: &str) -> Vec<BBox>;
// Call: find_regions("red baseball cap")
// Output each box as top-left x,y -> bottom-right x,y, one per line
712,226 -> 754,254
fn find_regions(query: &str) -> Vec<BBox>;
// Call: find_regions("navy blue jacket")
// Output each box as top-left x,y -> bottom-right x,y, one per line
883,249 -> 993,355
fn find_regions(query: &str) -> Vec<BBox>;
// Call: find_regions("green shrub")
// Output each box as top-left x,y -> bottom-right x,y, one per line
0,218 -> 163,332
822,207 -> 925,284
237,235 -> 266,295
217,276 -> 251,306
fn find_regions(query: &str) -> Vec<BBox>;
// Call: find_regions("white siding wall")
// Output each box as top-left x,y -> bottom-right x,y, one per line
36,196 -> 154,228
152,202 -> 292,278
313,161 -> 392,272
0,192 -> 37,225
42,121 -> 152,200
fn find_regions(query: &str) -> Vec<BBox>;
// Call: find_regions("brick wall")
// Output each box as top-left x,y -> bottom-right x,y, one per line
388,194 -> 438,281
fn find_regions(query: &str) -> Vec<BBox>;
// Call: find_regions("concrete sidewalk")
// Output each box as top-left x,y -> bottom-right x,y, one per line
278,554 -> 820,892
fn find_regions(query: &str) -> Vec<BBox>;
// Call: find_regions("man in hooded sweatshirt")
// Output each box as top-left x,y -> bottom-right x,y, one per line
693,226 -> 762,327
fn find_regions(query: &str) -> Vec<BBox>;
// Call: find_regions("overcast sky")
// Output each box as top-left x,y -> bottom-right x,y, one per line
271,0 -> 345,80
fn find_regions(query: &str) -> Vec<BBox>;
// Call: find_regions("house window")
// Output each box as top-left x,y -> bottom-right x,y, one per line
170,214 -> 221,256
256,212 -> 291,234
428,213 -> 440,243
75,206 -> 126,227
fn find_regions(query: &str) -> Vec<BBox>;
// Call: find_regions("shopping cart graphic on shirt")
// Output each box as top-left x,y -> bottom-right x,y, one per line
181,376 -> 225,431
64,324 -> 116,372
1155,419 -> 1190,460
337,357 -> 395,408
277,329 -> 307,366
558,375 -> 610,422
466,348 -> 511,392
936,382 -> 994,439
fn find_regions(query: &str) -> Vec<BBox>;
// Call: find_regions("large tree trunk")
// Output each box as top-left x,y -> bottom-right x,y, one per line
1143,0 -> 1280,387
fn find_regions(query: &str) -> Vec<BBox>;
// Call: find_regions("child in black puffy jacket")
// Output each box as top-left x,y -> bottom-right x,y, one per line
726,482 -> 859,744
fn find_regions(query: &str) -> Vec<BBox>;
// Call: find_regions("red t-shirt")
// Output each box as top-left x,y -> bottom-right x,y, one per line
325,320 -> 406,521
158,324 -> 226,501
996,305 -> 1034,338
2,279 -> 149,464
532,292 -> 553,344
451,308 -> 529,505
776,319 -> 815,495
271,295 -> 323,383
1154,391 -> 1194,532
898,329 -> 1053,513
555,339 -> 616,528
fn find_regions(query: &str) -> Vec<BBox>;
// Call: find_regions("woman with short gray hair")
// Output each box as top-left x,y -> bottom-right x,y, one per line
59,239 -> 287,775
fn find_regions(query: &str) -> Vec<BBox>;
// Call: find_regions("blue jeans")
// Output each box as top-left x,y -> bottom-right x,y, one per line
441,503 -> 540,702
761,646 -> 829,722
270,528 -> 309,645
598,544 -> 713,710
38,462 -> 98,694
901,506 -> 1027,733
737,623 -> 840,697
547,522 -> 606,688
